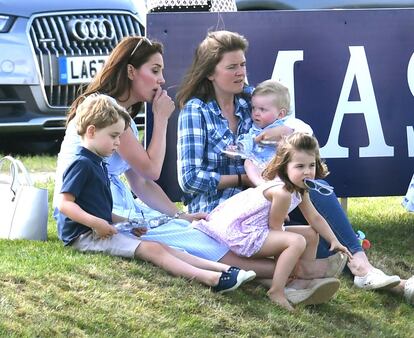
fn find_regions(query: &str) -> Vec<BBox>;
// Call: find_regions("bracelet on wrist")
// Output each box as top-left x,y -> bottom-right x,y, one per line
173,210 -> 186,219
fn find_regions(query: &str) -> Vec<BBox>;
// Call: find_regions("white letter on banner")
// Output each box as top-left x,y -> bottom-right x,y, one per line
407,53 -> 414,157
271,51 -> 303,116
407,127 -> 414,157
320,46 -> 394,158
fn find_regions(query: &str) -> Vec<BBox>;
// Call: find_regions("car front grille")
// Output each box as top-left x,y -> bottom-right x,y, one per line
28,11 -> 144,108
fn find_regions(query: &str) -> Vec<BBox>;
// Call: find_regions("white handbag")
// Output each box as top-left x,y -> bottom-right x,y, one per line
0,156 -> 48,240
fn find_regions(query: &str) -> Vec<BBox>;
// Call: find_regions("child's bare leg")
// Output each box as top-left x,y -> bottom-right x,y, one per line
158,242 -> 229,272
135,241 -> 220,286
253,231 -> 306,311
221,227 -> 341,281
287,225 -> 326,278
286,225 -> 318,260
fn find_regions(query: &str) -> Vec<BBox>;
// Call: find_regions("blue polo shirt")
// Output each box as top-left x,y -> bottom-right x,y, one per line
57,146 -> 113,245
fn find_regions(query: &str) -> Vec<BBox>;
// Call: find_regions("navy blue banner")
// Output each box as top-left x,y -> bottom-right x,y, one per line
147,9 -> 414,201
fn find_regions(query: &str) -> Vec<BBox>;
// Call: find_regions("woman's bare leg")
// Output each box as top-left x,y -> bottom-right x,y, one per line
219,252 -> 276,278
347,251 -> 373,276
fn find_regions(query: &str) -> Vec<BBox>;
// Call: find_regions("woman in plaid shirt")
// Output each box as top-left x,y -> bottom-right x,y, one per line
176,30 -> 413,299
177,31 -> 296,213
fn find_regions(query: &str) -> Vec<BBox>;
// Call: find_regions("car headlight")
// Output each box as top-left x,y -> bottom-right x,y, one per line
0,15 -> 15,33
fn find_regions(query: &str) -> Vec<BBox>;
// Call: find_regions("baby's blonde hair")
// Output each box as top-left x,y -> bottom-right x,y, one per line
76,94 -> 131,136
252,80 -> 291,115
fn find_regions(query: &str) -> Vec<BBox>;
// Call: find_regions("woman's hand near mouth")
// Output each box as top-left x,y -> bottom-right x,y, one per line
152,86 -> 175,122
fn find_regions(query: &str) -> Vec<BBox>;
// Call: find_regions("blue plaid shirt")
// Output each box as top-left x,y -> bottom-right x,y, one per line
177,88 -> 253,213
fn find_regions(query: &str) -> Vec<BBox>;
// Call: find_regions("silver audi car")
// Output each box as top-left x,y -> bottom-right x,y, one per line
0,0 -> 145,140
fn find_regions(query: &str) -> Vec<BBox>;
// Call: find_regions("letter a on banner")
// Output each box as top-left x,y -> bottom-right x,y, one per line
271,51 -> 304,116
321,46 -> 394,158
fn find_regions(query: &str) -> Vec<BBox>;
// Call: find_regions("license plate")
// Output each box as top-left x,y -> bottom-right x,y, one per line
59,55 -> 108,84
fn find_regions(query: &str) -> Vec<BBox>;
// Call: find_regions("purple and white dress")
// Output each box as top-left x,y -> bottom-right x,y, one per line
193,178 -> 302,257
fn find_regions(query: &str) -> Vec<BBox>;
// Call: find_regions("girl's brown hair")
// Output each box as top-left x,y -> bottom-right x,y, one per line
262,132 -> 329,193
176,30 -> 248,109
67,36 -> 163,124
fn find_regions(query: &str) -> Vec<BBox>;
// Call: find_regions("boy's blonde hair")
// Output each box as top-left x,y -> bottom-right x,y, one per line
253,80 -> 291,115
76,94 -> 131,136
262,132 -> 329,193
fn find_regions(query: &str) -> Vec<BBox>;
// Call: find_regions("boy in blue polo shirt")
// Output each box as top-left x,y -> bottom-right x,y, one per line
57,94 -> 255,293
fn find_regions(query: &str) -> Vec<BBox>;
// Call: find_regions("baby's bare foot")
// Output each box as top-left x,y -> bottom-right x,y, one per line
267,290 -> 295,312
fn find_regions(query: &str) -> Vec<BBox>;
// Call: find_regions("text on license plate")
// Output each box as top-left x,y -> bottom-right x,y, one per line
59,55 -> 108,84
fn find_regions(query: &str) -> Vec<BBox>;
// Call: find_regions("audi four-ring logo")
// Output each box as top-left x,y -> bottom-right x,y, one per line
68,18 -> 115,41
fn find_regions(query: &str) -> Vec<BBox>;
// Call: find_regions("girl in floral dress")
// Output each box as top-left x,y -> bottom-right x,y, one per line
194,133 -> 352,311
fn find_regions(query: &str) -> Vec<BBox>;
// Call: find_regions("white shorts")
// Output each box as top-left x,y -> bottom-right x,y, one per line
71,230 -> 142,258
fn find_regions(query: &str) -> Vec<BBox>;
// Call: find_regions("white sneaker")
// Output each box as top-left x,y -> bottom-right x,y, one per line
237,269 -> 257,284
404,276 -> 414,305
354,268 -> 401,290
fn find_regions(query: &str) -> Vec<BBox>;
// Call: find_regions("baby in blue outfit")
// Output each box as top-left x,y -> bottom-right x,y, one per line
237,80 -> 313,185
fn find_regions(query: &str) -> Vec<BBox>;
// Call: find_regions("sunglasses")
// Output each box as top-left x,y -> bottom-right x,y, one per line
130,36 -> 153,57
303,178 -> 334,196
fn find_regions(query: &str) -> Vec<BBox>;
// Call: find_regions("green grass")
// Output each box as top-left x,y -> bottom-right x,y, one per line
0,154 -> 56,173
0,156 -> 413,337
